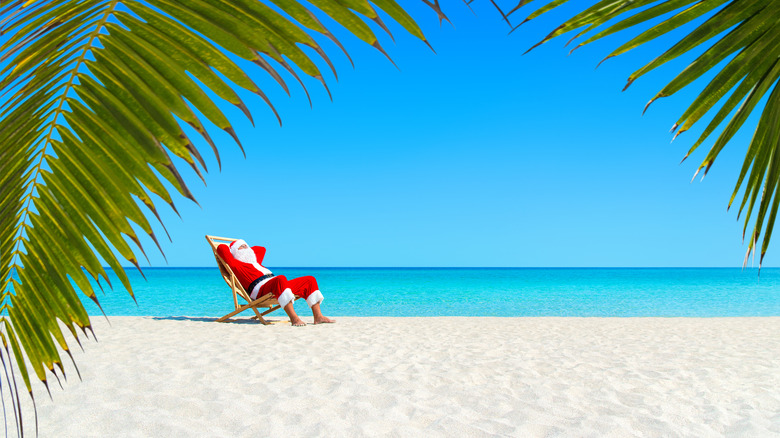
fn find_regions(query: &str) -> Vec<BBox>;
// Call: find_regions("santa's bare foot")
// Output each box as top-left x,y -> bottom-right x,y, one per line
314,316 -> 336,324
290,317 -> 306,327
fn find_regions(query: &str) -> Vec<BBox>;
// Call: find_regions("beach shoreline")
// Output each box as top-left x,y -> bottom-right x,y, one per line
10,316 -> 780,437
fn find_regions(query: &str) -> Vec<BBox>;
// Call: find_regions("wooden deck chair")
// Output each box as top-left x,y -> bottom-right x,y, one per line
205,235 -> 294,324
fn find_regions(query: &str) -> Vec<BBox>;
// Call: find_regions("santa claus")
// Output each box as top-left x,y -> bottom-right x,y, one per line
217,239 -> 335,326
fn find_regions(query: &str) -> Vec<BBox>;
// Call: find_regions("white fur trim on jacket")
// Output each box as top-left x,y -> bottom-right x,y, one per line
306,290 -> 324,308
277,288 -> 295,308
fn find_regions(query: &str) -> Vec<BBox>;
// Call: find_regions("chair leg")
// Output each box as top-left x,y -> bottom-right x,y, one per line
256,315 -> 271,325
250,305 -> 263,320
216,313 -> 236,323
218,304 -> 259,322
260,305 -> 280,317
216,295 -> 296,324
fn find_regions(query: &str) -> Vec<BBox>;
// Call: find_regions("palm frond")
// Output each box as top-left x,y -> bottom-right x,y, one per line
506,0 -> 780,267
0,0 -> 442,432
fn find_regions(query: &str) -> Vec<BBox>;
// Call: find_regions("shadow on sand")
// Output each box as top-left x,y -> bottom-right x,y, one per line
149,316 -> 288,325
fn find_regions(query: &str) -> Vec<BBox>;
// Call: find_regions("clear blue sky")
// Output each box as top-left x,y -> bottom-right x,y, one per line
126,1 -> 772,268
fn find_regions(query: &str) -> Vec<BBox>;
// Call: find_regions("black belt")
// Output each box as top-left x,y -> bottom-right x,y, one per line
247,274 -> 274,293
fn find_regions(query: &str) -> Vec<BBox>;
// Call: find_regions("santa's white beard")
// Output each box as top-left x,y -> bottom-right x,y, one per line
233,246 -> 271,274
233,247 -> 257,265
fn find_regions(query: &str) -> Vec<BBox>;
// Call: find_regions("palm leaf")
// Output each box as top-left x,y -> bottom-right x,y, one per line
0,0 -> 443,433
507,0 -> 780,267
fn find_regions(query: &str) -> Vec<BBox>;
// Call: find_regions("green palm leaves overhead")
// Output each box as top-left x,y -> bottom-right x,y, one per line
508,0 -> 780,266
0,0 -> 434,430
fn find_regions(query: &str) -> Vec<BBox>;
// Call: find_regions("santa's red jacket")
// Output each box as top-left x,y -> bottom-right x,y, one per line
216,244 -> 268,291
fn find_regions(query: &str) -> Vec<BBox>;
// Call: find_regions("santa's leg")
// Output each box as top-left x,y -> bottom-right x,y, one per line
259,276 -> 305,326
287,276 -> 334,324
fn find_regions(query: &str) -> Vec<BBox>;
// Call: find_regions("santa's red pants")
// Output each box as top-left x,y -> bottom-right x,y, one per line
256,275 -> 323,308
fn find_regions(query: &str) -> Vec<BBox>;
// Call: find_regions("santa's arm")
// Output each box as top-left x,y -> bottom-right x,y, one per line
252,246 -> 266,264
217,244 -> 235,263
215,244 -> 236,278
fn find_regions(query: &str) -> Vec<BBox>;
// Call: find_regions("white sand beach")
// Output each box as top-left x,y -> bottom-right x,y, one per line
9,317 -> 780,437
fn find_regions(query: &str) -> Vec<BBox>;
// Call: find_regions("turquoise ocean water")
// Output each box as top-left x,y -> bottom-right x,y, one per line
81,268 -> 780,317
